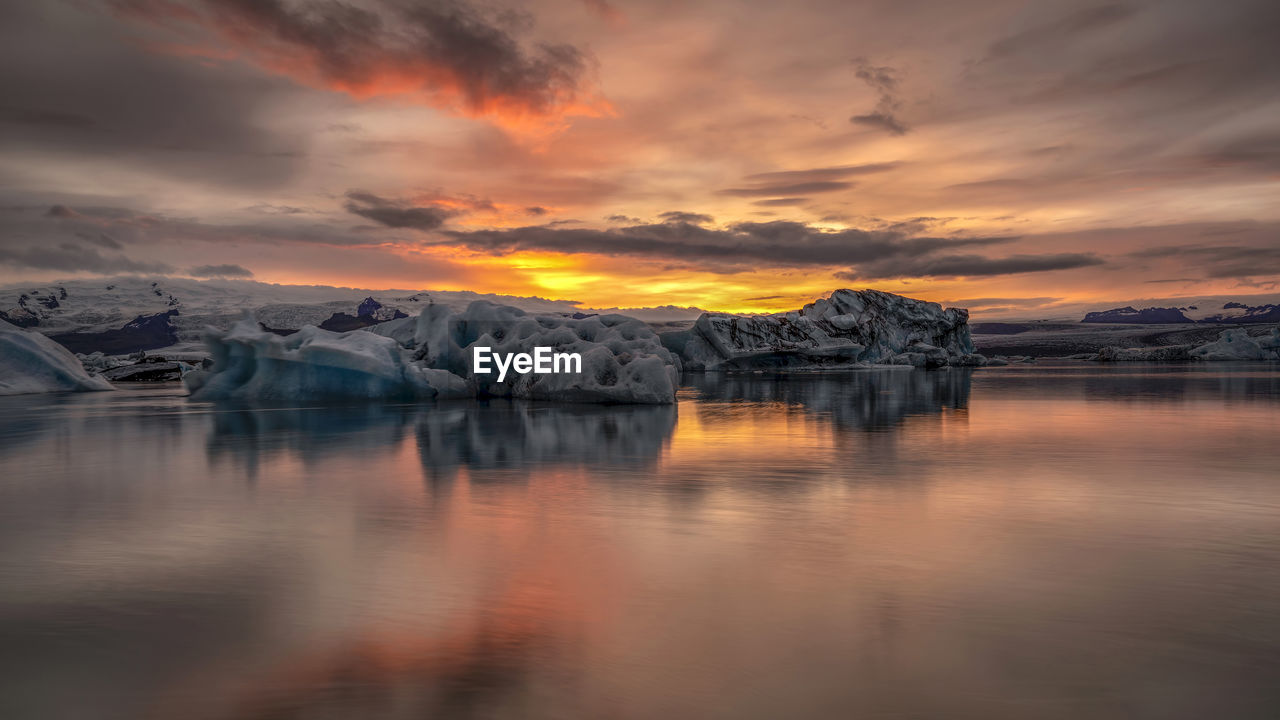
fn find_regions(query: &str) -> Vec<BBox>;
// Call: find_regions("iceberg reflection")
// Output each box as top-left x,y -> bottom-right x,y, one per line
685,368 -> 972,431
416,401 -> 677,481
201,400 -> 678,483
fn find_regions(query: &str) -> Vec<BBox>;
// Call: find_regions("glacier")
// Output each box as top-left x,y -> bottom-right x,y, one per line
1091,328 -> 1280,362
1189,328 -> 1280,361
186,302 -> 681,404
0,319 -> 114,395
185,317 -> 466,402
402,301 -> 680,404
664,289 -> 985,370
184,290 -> 996,403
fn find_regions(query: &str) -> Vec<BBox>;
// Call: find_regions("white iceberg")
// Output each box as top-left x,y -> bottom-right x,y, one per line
666,289 -> 984,370
187,303 -> 680,404
1189,328 -> 1280,361
1091,328 -> 1280,362
407,301 -> 679,404
185,317 -> 466,402
0,319 -> 114,395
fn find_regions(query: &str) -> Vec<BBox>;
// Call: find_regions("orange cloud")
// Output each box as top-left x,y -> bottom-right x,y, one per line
111,0 -> 611,129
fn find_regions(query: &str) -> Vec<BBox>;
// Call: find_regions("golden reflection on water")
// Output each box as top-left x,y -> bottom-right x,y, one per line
1,366 -> 1279,719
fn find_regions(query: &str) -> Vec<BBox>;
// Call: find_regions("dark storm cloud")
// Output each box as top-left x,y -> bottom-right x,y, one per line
976,0 -> 1280,114
109,0 -> 595,118
719,181 -> 854,197
1131,244 -> 1280,279
77,232 -> 123,250
344,192 -> 459,231
0,3 -> 306,190
849,111 -> 909,136
41,204 -> 124,249
718,164 -> 898,199
0,242 -> 173,274
45,205 -> 78,218
743,163 -> 900,184
839,253 -> 1103,281
2,202 -> 396,251
852,59 -> 899,94
187,263 -> 254,278
850,58 -> 909,135
1200,133 -> 1280,172
245,203 -> 311,215
939,296 -> 1063,308
751,198 -> 808,207
0,106 -> 96,128
658,211 -> 714,224
942,137 -> 1280,203
439,219 -> 1015,271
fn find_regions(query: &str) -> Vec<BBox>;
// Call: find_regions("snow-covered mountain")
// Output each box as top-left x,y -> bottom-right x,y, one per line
1082,306 -> 1194,324
0,277 -> 580,334
1196,302 -> 1280,324
0,276 -> 706,353
1080,301 -> 1280,324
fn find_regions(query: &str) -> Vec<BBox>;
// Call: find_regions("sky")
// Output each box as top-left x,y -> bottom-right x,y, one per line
1,0 -> 1278,314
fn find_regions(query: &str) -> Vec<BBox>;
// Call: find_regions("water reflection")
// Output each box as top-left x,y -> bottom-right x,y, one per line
686,367 -> 971,430
416,402 -> 676,481
205,403 -> 419,480
2,367 -> 1280,720
200,400 -> 678,483
977,362 -> 1280,404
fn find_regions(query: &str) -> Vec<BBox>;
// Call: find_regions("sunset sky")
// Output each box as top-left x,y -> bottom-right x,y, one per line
1,0 -> 1277,313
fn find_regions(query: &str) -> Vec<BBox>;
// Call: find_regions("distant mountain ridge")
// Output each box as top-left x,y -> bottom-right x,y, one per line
1082,302 -> 1280,324
1199,302 -> 1280,324
1082,306 -> 1193,324
0,277 -> 707,355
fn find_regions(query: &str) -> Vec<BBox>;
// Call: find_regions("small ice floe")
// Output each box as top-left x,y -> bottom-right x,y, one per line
0,319 -> 114,395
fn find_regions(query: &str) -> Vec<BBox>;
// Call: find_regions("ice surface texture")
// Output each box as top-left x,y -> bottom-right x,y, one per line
1092,328 -> 1280,361
187,291 -> 992,403
185,317 -> 465,402
0,319 -> 114,395
186,303 -> 680,404
667,289 -> 985,370
1189,328 -> 1280,361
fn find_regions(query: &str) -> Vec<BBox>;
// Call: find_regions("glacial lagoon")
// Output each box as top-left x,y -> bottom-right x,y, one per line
2,364 -> 1279,719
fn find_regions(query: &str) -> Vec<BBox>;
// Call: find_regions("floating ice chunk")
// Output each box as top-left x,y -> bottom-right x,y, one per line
1090,328 -> 1280,362
412,301 -> 680,403
185,317 -> 466,401
1189,328 -> 1280,361
0,319 -> 114,395
188,304 -> 680,404
1093,345 -> 1194,362
669,289 -> 982,370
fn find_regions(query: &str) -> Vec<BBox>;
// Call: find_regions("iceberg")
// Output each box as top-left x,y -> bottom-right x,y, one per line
1091,328 -> 1280,362
185,317 -> 466,402
1092,345 -> 1195,362
415,402 -> 677,480
406,301 -> 679,404
186,302 -> 680,404
1188,328 -> 1280,361
665,289 -> 985,370
0,319 -> 114,395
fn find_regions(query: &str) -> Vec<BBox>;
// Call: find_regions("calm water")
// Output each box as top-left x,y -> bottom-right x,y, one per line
2,365 -> 1280,719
